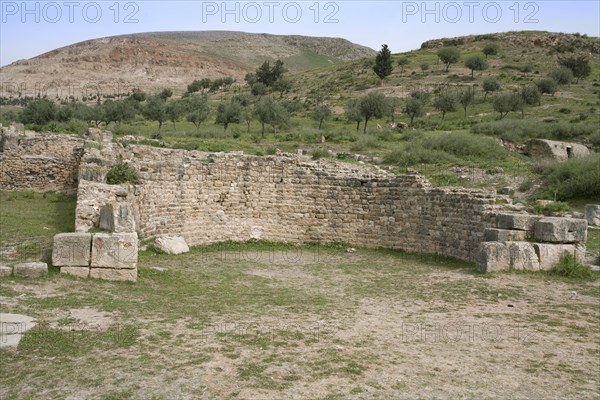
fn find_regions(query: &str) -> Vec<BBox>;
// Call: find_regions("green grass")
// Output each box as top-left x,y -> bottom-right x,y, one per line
0,191 -> 76,263
18,323 -> 139,357
548,253 -> 598,281
587,229 -> 600,252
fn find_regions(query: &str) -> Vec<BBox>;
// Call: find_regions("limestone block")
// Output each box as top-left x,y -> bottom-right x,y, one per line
0,265 -> 12,277
508,242 -> 540,271
534,217 -> 587,243
91,233 -> 138,269
52,233 -> 92,267
13,262 -> 48,278
154,236 -> 189,255
476,242 -> 510,273
60,267 -> 90,278
497,213 -> 540,231
484,228 -> 527,242
585,204 -> 600,227
99,202 -> 137,233
533,243 -> 575,270
90,268 -> 137,282
575,244 -> 586,263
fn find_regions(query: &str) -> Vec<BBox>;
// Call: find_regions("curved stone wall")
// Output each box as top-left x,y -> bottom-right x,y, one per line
1,130 -> 504,263
77,144 -> 501,262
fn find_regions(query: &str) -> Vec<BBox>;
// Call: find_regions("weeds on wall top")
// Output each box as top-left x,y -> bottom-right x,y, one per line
106,160 -> 139,185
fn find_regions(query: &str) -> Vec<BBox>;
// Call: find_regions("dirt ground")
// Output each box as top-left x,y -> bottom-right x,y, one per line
1,248 -> 599,399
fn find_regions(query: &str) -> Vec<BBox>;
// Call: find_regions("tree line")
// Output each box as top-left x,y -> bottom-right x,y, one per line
11,46 -> 594,134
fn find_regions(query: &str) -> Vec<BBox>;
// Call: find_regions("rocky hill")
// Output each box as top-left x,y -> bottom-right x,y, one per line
420,31 -> 600,53
0,31 -> 375,96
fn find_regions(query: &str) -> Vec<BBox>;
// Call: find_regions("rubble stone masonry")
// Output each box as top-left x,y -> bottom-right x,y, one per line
76,144 -> 501,262
0,128 -> 84,194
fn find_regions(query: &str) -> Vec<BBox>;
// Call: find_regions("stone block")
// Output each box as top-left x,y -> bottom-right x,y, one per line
476,242 -> 510,273
0,265 -> 12,277
90,268 -> 137,282
99,201 -> 137,233
13,262 -> 48,278
91,233 -> 138,269
534,217 -> 587,243
52,233 -> 92,267
60,267 -> 90,278
575,244 -> 586,263
585,204 -> 600,227
508,242 -> 540,271
497,213 -> 540,231
484,228 -> 527,242
533,243 -> 575,270
154,236 -> 189,255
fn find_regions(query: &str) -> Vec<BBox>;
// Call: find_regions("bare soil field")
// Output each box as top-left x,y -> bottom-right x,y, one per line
1,245 -> 599,399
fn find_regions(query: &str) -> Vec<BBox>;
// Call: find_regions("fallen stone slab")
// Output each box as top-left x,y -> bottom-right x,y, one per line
90,268 -> 137,282
13,262 -> 48,278
0,313 -> 36,350
534,217 -> 587,243
476,242 -> 510,273
60,266 -> 91,278
484,228 -> 527,242
91,233 -> 138,269
585,204 -> 600,227
508,242 -> 540,271
497,213 -> 541,232
154,236 -> 189,255
52,232 -> 92,267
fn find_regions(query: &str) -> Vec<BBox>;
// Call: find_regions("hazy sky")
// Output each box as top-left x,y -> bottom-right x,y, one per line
1,0 -> 599,66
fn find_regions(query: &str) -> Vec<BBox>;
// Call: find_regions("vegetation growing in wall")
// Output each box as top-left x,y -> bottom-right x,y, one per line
106,161 -> 140,185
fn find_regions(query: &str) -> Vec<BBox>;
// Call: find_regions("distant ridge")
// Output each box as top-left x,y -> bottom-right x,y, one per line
0,31 -> 376,96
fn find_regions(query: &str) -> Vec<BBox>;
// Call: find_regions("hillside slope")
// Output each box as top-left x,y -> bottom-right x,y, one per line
0,31 -> 375,96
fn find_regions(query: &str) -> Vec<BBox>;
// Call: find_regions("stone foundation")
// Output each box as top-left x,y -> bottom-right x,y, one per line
75,145 -> 501,263
477,213 -> 587,273
52,232 -> 137,282
5,130 -> 591,281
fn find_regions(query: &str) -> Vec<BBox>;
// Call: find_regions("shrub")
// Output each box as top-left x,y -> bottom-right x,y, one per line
350,135 -> 383,151
517,180 -> 534,192
536,155 -> 600,200
383,147 -> 457,166
384,131 -> 508,166
20,99 -> 57,125
536,78 -> 558,96
533,201 -> 572,216
419,131 -> 508,160
549,66 -> 573,85
471,119 -> 597,143
548,253 -> 596,281
311,149 -> 330,160
106,161 -> 140,184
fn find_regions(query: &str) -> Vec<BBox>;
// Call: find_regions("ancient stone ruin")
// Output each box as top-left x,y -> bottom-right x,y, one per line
0,127 -> 594,281
477,213 -> 587,272
524,138 -> 590,160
